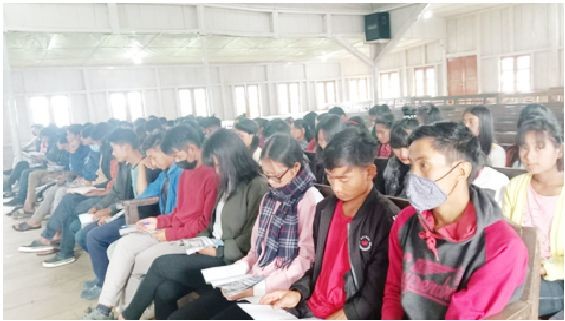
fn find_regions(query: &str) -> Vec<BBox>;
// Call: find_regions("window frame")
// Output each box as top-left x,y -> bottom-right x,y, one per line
233,84 -> 262,118
276,82 -> 302,115
499,54 -> 531,94
178,87 -> 208,117
413,66 -> 436,97
315,80 -> 338,107
108,91 -> 146,121
28,94 -> 71,127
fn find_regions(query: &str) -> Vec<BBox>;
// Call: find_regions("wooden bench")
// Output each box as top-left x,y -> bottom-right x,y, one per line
486,226 -> 540,319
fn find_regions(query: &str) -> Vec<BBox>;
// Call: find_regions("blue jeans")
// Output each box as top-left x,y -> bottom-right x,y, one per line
56,196 -> 102,257
14,168 -> 32,204
85,216 -> 125,286
41,194 -> 100,240
540,279 -> 564,318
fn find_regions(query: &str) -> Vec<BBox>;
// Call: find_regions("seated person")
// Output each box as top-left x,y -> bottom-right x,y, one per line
377,119 -> 419,197
313,114 -> 346,184
503,111 -> 564,319
373,112 -> 395,159
79,132 -> 183,300
260,127 -> 399,319
463,106 -> 506,167
382,122 -> 528,319
234,118 -> 262,163
82,125 -> 219,320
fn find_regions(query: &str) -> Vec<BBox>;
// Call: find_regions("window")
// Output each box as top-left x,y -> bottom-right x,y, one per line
500,55 -> 531,93
348,78 -> 370,102
50,96 -> 70,127
178,88 -> 208,116
315,81 -> 337,107
109,91 -> 145,121
379,72 -> 400,99
414,67 -> 436,96
29,96 -> 50,127
29,95 -> 71,127
277,83 -> 301,115
234,85 -> 261,118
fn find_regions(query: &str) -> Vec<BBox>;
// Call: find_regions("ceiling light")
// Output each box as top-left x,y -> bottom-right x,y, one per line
132,56 -> 142,64
422,10 -> 433,19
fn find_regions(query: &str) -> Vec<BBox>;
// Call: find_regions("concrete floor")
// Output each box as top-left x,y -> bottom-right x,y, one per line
3,209 -> 94,320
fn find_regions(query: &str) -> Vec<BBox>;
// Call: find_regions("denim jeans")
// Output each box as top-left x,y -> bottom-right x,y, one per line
57,196 -> 103,257
83,216 -> 125,286
539,279 -> 564,319
40,193 -> 100,240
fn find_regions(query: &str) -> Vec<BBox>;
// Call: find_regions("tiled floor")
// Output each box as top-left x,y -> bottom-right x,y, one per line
3,210 -> 94,320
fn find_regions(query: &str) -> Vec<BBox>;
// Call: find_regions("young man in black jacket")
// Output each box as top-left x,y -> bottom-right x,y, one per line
261,127 -> 399,320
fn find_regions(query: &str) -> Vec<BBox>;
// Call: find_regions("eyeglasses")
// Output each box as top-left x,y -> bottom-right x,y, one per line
264,168 -> 290,183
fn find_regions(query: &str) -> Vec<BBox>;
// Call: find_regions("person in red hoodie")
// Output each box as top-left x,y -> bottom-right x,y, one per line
382,122 -> 529,320
84,125 -> 218,320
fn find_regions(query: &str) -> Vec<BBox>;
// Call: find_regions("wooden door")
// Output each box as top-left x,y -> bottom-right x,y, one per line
447,55 -> 478,96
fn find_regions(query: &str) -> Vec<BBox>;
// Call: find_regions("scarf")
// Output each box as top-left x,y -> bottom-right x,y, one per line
256,165 -> 315,268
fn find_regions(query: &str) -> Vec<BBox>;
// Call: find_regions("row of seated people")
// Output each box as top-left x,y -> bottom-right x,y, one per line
4,104 -> 563,320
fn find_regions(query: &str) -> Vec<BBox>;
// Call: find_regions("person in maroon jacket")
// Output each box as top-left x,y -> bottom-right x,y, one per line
382,122 -> 528,320
84,125 -> 219,320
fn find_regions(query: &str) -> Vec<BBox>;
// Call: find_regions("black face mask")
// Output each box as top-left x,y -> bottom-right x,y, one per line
176,160 -> 197,170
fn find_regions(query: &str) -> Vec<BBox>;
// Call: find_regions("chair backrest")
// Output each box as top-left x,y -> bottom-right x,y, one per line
493,167 -> 528,179
314,184 -> 334,198
386,195 -> 410,209
511,225 -> 540,319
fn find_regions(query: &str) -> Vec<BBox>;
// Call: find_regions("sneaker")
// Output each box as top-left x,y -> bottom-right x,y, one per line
80,285 -> 102,300
42,253 -> 76,268
82,306 -> 114,320
18,240 -> 55,253
83,279 -> 99,289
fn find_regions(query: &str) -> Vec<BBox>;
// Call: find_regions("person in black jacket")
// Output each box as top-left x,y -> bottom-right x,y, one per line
260,127 -> 399,320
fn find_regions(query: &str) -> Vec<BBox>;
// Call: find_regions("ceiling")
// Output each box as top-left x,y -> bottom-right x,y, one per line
5,32 -> 370,67
4,3 -> 508,68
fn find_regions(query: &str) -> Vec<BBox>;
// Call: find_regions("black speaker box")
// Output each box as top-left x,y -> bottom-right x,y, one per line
365,12 -> 391,42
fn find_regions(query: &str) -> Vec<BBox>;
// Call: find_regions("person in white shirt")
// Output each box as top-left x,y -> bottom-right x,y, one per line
463,106 -> 506,168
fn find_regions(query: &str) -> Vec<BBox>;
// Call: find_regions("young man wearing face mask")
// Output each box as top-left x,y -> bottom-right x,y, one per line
382,122 -> 528,319
261,128 -> 399,320
83,125 -> 219,320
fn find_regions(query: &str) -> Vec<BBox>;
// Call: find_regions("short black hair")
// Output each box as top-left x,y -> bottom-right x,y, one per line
200,116 -> 221,129
161,125 -> 205,154
263,119 -> 291,138
57,134 -> 68,145
107,128 -> 140,149
328,106 -> 346,116
418,105 -> 443,125
316,114 -> 346,144
408,122 -> 484,183
141,132 -> 165,155
390,119 -> 420,149
67,124 -> 83,136
373,112 -> 395,129
145,118 -> 162,134
322,127 -> 377,170
262,134 -> 305,168
464,106 -> 494,156
91,123 -> 109,142
81,124 -> 95,139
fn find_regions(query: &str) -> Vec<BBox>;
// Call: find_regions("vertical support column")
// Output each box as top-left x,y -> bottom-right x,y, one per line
4,39 -> 22,165
82,68 -> 95,122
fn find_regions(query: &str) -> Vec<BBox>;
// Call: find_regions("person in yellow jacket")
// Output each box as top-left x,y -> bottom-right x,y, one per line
503,110 -> 564,319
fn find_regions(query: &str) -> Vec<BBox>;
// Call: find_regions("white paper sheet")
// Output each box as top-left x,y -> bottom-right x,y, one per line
237,304 -> 297,320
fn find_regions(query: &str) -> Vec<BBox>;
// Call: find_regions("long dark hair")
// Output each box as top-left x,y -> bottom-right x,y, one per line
234,118 -> 260,154
465,106 -> 494,156
203,128 -> 260,199
517,110 -> 564,172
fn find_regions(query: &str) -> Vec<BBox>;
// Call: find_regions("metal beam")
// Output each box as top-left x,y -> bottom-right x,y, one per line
332,36 -> 374,67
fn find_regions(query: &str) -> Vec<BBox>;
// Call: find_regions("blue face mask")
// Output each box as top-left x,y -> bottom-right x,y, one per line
90,144 -> 100,153
405,162 -> 462,211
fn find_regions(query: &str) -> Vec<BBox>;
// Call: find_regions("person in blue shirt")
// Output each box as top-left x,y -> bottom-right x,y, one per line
78,132 -> 183,300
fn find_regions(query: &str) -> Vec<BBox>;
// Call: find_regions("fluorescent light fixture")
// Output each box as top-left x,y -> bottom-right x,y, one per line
422,10 -> 433,19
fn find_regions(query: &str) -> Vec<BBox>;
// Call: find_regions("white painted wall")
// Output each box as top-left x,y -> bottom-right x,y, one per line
376,3 -> 564,98
8,59 -> 373,149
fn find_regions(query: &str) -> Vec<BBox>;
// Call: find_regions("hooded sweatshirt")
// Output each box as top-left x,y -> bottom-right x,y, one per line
382,186 -> 528,320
